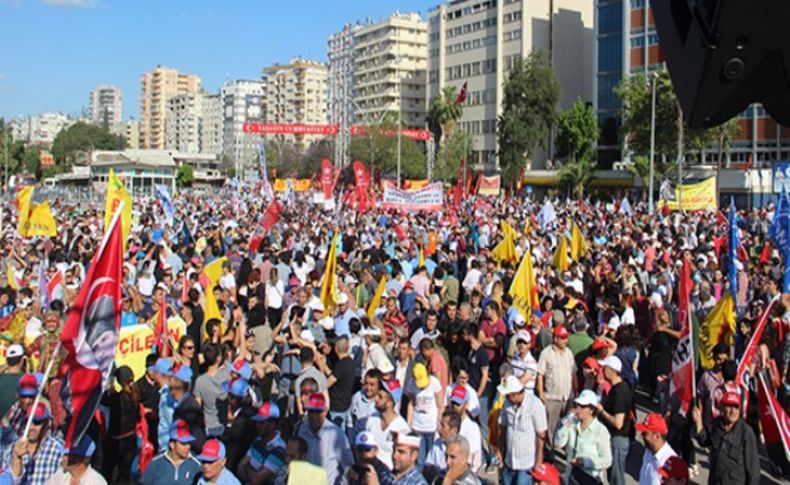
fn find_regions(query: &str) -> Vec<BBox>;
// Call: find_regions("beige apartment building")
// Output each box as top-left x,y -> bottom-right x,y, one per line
353,12 -> 428,129
428,0 -> 594,167
140,66 -> 202,149
262,58 -> 328,154
125,119 -> 140,149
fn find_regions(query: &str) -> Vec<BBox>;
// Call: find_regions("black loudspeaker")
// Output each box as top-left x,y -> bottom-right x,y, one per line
651,0 -> 790,128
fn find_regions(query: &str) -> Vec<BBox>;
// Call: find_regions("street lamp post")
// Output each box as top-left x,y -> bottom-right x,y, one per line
648,72 -> 657,214
396,55 -> 402,187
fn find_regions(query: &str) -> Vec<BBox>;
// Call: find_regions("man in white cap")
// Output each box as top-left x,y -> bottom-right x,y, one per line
334,293 -> 354,338
510,330 -> 538,391
596,355 -> 632,485
496,375 -> 548,484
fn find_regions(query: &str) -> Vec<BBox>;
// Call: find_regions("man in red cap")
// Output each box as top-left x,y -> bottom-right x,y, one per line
7,402 -> 63,484
692,392 -> 760,485
658,456 -> 689,485
531,462 -> 561,485
537,324 -> 576,450
195,438 -> 241,484
635,413 -> 677,485
297,392 -> 353,485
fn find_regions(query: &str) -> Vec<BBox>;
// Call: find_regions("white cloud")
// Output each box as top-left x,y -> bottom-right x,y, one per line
41,0 -> 97,8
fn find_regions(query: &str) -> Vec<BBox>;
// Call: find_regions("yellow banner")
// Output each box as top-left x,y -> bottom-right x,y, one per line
660,177 -> 717,211
114,317 -> 186,388
273,179 -> 312,192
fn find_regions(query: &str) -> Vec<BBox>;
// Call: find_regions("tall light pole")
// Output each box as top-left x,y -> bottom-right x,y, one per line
396,55 -> 402,188
648,72 -> 658,214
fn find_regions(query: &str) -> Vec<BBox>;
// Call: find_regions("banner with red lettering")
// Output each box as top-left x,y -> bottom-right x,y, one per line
243,123 -> 339,135
382,182 -> 443,212
349,125 -> 431,141
114,318 -> 186,390
478,175 -> 501,196
757,372 -> 790,463
249,200 -> 283,252
736,296 -> 778,389
670,258 -> 695,415
353,161 -> 371,213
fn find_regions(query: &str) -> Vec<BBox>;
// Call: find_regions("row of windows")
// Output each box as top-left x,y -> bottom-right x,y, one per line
442,1 -> 496,22
630,33 -> 659,48
503,29 -> 522,42
445,58 -> 497,80
598,1 -> 623,35
459,119 -> 496,134
503,11 -> 522,24
461,88 -> 497,107
445,35 -> 497,54
630,0 -> 646,8
445,17 -> 497,39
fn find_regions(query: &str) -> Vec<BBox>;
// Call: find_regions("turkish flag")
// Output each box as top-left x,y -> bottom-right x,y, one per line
353,161 -> 370,213
60,205 -> 124,449
455,81 -> 468,104
321,159 -> 334,200
249,200 -> 284,252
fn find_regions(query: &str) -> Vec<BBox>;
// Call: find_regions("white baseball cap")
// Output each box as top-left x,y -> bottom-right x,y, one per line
512,312 -> 526,327
574,389 -> 600,407
337,293 -> 349,305
6,344 -> 24,359
514,330 -> 531,344
598,355 -> 623,373
497,375 -> 524,396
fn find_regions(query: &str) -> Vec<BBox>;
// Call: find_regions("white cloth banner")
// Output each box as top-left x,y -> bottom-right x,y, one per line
382,182 -> 443,211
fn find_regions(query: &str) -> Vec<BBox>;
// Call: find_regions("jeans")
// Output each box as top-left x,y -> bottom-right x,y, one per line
610,436 -> 630,485
417,431 -> 435,469
478,394 -> 489,442
502,466 -> 533,485
206,426 -> 225,438
329,410 -> 349,431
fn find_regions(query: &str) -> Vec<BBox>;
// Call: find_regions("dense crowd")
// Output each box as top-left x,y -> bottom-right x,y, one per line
0,186 -> 786,485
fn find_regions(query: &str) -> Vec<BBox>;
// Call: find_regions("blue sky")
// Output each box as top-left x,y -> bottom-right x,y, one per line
0,0 -> 437,120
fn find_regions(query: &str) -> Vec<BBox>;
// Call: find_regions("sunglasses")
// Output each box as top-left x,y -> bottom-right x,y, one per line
183,346 -> 195,351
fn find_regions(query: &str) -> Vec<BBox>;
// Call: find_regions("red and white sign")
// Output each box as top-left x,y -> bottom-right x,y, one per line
243,123 -> 339,135
382,182 -> 443,212
349,125 -> 431,141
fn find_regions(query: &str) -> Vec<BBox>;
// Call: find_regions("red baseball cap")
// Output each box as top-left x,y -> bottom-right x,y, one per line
450,385 -> 468,405
658,456 -> 689,480
17,374 -> 39,397
721,391 -> 741,407
304,392 -> 327,412
27,402 -> 50,422
197,439 -> 226,462
634,413 -> 668,435
532,463 -> 561,485
553,325 -> 570,338
591,338 -> 609,352
582,357 -> 600,370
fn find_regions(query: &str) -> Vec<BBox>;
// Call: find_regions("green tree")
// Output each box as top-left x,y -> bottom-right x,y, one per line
23,145 -> 42,176
555,98 -> 600,163
434,130 -> 473,182
348,115 -> 426,179
615,68 -> 713,178
497,50 -> 561,187
427,85 -> 463,152
714,118 -> 741,167
176,164 -> 194,187
298,138 -> 334,178
559,157 -> 597,199
51,121 -> 125,167
625,155 -> 651,200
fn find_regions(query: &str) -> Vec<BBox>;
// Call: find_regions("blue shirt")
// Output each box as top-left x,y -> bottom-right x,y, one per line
197,468 -> 241,485
121,310 -> 138,327
334,309 -> 355,337
141,453 -> 201,485
157,386 -> 175,452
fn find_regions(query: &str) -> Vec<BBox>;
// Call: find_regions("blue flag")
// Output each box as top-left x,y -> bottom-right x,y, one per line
770,184 -> 790,247
729,198 -> 741,352
155,184 -> 175,224
181,219 -> 194,246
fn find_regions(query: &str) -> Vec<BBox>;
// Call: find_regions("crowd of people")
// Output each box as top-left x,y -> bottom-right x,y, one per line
0,185 -> 786,485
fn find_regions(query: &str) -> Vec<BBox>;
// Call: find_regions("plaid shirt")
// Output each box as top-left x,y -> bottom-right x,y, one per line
3,433 -> 63,485
375,463 -> 428,485
3,402 -> 26,438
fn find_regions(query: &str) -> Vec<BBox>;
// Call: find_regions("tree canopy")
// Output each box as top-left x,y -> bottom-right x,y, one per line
51,121 -> 125,167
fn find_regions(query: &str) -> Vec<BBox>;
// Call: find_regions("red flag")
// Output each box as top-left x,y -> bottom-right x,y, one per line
249,200 -> 283,252
180,273 -> 189,303
60,204 -> 124,449
46,270 -> 63,296
353,161 -> 370,213
393,223 -> 407,241
760,242 -> 772,264
736,297 -> 777,389
455,81 -> 468,104
745,154 -> 753,171
670,257 -> 695,415
135,405 -> 155,474
757,372 -> 790,463
321,159 -> 334,200
155,292 -> 169,357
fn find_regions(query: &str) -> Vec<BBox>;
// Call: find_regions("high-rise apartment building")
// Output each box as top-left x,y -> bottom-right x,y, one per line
9,112 -> 76,145
428,0 -> 594,167
594,0 -> 788,168
221,80 -> 265,173
140,66 -> 202,149
353,12 -> 428,129
125,119 -> 140,149
200,93 -> 223,157
89,84 -> 122,126
262,58 -> 328,154
165,94 -> 203,153
328,22 -> 361,166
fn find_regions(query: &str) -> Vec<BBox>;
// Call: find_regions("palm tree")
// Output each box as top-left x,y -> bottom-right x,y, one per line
428,86 -> 464,149
559,157 -> 597,199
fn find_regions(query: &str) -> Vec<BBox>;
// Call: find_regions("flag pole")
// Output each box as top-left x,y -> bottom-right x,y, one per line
21,340 -> 61,442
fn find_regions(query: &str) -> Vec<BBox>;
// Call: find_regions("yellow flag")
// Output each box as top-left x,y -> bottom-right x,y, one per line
367,275 -> 388,321
551,235 -> 569,272
320,235 -> 340,312
26,202 -> 57,237
698,292 -> 736,369
509,248 -> 539,319
570,222 -> 588,261
492,221 -> 518,263
418,245 -> 426,269
105,169 -> 132,251
16,186 -> 33,237
203,257 -> 228,326
6,260 -> 18,290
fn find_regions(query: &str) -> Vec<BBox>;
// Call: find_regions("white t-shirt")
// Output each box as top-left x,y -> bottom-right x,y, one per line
407,376 -> 442,432
460,416 -> 483,472
365,413 -> 412,470
219,273 -> 236,291
621,307 -> 636,326
266,280 -> 284,309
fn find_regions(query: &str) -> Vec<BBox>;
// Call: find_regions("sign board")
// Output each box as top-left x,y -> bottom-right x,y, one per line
382,182 -> 443,211
774,162 -> 790,193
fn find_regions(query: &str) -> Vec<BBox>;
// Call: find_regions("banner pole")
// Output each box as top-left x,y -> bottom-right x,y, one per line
21,341 -> 61,441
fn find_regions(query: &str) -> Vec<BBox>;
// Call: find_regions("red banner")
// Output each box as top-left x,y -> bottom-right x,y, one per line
321,159 -> 334,200
349,125 -> 431,141
670,258 -> 694,415
757,372 -> 790,463
243,123 -> 339,135
736,297 -> 777,389
478,175 -> 501,196
249,200 -> 283,252
353,161 -> 371,213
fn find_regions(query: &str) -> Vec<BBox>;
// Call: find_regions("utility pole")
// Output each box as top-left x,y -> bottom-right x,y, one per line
3,129 -> 8,200
648,73 -> 657,214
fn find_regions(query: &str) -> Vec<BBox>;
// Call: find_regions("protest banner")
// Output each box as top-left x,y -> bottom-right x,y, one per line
114,317 -> 186,389
382,182 -> 443,211
273,178 -> 311,192
659,177 -> 717,211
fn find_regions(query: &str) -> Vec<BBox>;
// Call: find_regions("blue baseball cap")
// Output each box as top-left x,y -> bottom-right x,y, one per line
222,378 -> 249,398
252,401 -> 280,422
171,363 -> 193,383
227,360 -> 252,380
64,435 -> 96,458
149,357 -> 173,376
169,419 -> 195,443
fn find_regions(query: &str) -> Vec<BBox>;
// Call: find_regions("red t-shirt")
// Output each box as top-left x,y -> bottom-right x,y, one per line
480,318 -> 507,365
